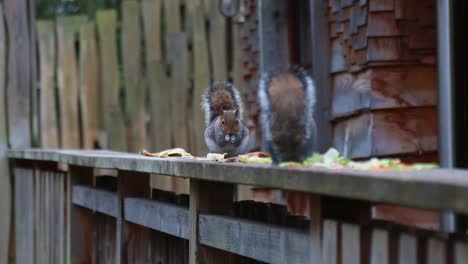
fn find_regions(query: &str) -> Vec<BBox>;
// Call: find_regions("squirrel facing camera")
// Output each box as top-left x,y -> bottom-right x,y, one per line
258,67 -> 317,165
202,82 -> 250,157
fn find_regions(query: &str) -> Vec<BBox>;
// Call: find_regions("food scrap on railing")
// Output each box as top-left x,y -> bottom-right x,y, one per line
222,148 -> 439,171
140,148 -> 439,171
140,148 -> 193,158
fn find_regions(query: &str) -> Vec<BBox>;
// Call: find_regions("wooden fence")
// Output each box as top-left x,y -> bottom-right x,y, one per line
8,149 -> 468,264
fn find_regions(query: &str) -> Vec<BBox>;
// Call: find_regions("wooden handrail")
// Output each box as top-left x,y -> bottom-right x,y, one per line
8,149 -> 468,214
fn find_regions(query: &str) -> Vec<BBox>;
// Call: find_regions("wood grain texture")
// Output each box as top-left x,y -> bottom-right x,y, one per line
370,229 -> 389,264
341,223 -> 360,264
166,33 -> 190,193
72,185 -> 118,217
209,0 -> 227,81
311,0 -> 333,152
0,3 -> 11,263
37,20 -> 59,148
398,233 -> 417,264
79,21 -> 100,149
190,2 -> 211,156
5,0 -> 32,149
190,180 -> 235,264
14,167 -> 35,264
369,0 -> 394,12
322,220 -> 338,264
96,10 -> 127,151
121,1 -> 145,152
56,16 -> 83,149
142,0 -> 162,62
69,165 -> 94,264
199,214 -> 309,263
332,67 -> 437,117
117,171 -> 151,264
427,238 -> 446,264
125,198 -> 189,238
309,194 -> 322,263
334,108 -> 437,158
454,242 -> 468,264
9,148 -> 468,215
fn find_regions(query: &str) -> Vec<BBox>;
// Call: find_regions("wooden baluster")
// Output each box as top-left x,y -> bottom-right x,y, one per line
116,171 -> 150,264
69,165 -> 94,264
189,180 -> 235,264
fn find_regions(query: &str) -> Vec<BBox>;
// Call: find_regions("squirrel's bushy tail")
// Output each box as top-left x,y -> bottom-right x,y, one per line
201,82 -> 244,126
258,67 -> 317,164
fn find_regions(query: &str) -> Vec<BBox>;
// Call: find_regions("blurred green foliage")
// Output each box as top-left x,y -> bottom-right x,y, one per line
36,0 -> 122,19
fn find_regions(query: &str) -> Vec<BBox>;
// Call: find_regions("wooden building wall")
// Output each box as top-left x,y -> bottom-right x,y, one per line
329,0 -> 438,162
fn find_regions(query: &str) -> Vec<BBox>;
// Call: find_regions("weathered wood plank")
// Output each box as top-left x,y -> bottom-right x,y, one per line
142,0 -> 162,62
333,108 -> 437,158
125,198 -> 189,238
454,242 -> 468,264
9,149 -> 468,215
369,0 -> 394,11
116,171 -> 151,264
79,21 -> 100,149
341,223 -> 360,264
5,0 -> 32,149
37,20 -> 58,148
370,229 -> 389,264
14,167 -> 35,264
69,165 -> 95,264
56,16 -> 83,148
367,12 -> 399,37
165,33 -> 190,193
96,10 -> 127,151
398,233 -> 417,264
190,0 -> 211,155
199,214 -> 309,263
164,0 -> 181,34
0,3 -> 11,262
311,0 -> 333,152
190,180 -> 235,263
427,238 -> 446,264
309,195 -> 322,263
209,0 -> 227,81
121,1 -> 145,152
332,67 -> 437,117
322,220 -> 338,264
72,185 -> 118,217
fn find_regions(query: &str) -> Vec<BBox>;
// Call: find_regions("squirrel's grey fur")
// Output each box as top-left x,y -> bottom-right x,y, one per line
258,67 -> 317,165
202,82 -> 250,156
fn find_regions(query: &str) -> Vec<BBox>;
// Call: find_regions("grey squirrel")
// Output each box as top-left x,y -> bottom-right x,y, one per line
202,82 -> 250,157
258,67 -> 317,165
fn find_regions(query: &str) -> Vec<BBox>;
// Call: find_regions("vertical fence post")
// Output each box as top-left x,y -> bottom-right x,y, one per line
189,180 -> 235,264
69,165 -> 95,264
309,194 -> 322,263
116,171 -> 150,264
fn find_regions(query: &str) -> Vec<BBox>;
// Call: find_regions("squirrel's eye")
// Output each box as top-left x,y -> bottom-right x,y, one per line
222,121 -> 225,125
236,120 -> 238,124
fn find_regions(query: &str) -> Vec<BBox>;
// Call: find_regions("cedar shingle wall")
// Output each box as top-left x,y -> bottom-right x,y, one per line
329,0 -> 438,161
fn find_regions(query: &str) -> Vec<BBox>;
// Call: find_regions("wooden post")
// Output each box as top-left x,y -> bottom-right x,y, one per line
0,4 -> 11,264
116,171 -> 150,264
13,161 -> 35,264
121,0 -> 145,152
79,21 -> 100,149
96,10 -> 127,151
189,180 -> 235,264
310,0 -> 332,152
309,194 -> 322,264
69,165 -> 95,264
37,20 -> 59,148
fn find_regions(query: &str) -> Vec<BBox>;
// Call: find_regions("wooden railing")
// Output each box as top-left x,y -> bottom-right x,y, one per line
8,149 -> 468,264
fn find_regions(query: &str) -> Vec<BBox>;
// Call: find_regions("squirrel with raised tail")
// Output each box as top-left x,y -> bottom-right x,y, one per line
258,67 -> 317,165
202,82 -> 250,157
